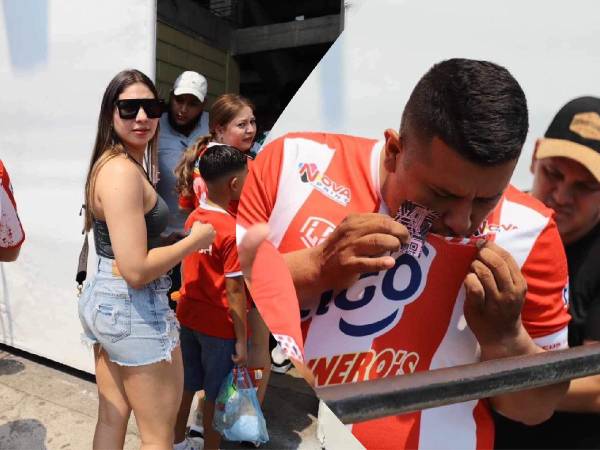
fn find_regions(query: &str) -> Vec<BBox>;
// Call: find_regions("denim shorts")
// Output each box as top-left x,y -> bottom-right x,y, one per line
78,256 -> 179,366
180,326 -> 235,401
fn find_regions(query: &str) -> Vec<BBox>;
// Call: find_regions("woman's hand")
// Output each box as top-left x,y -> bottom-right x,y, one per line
187,221 -> 216,251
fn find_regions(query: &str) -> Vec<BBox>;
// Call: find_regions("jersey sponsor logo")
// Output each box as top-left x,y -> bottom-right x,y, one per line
562,282 -> 569,308
199,245 -> 213,255
307,348 -> 420,387
300,216 -> 335,248
477,220 -> 518,234
304,243 -> 436,339
298,162 -> 351,206
542,342 -> 563,351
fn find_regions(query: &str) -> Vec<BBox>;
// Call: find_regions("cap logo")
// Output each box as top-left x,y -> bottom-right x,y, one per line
569,112 -> 600,141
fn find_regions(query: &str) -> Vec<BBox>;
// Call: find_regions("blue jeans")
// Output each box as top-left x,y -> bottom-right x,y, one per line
78,256 -> 179,366
180,326 -> 235,401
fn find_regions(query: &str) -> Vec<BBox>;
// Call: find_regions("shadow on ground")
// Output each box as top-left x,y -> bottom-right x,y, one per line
0,419 -> 48,450
0,358 -> 25,376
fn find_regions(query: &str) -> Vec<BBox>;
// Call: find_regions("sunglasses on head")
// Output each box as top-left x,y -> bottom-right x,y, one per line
115,99 -> 165,119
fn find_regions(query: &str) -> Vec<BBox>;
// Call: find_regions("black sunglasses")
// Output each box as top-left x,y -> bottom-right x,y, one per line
115,99 -> 165,119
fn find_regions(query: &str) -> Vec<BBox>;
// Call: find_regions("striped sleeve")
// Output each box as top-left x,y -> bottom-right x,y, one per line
520,217 -> 570,350
236,135 -> 285,243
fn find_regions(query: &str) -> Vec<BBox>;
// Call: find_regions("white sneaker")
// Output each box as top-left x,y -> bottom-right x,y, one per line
271,343 -> 292,374
189,397 -> 204,437
174,437 -> 203,450
189,422 -> 204,437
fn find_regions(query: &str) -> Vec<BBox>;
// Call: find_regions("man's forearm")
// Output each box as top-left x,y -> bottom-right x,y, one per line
483,325 -> 569,425
558,340 -> 600,413
226,285 -> 248,343
491,378 -> 569,425
558,373 -> 600,413
282,247 -> 323,303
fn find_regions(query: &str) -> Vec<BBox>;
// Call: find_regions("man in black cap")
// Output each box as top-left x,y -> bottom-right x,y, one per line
495,97 -> 600,449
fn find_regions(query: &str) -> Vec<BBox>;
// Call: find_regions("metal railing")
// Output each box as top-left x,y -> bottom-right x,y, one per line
316,343 -> 600,424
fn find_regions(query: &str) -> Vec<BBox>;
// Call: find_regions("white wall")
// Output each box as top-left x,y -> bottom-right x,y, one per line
269,0 -> 600,189
0,0 -> 156,373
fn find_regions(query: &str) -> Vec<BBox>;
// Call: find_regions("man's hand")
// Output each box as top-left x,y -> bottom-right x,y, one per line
232,339 -> 248,367
464,241 -> 531,359
316,213 -> 410,290
464,241 -> 569,425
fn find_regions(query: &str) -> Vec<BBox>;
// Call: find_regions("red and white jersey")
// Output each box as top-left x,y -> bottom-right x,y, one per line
237,132 -> 570,450
178,199 -> 244,339
0,160 -> 25,249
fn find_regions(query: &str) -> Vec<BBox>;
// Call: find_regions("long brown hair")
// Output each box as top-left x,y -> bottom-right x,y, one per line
83,69 -> 160,231
174,93 -> 255,198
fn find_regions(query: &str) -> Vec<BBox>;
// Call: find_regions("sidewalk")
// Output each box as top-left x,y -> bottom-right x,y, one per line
0,346 -> 320,449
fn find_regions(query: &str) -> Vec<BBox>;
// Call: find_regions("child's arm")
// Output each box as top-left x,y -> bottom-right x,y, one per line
225,276 -> 248,366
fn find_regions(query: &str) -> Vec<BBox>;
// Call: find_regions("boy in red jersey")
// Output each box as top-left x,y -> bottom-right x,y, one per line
174,145 -> 249,450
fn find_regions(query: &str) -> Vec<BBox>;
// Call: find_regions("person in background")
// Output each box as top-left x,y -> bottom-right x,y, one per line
174,145 -> 250,450
175,93 -> 272,405
158,71 -> 209,297
495,96 -> 600,450
78,69 -> 215,450
175,93 -> 256,212
0,160 -> 25,261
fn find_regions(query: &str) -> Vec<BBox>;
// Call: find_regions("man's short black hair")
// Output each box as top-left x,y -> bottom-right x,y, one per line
198,145 -> 247,183
400,58 -> 529,165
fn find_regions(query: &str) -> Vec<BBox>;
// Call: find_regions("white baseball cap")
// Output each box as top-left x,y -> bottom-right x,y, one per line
172,71 -> 208,102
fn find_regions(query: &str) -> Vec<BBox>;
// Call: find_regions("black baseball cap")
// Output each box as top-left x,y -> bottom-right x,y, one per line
536,96 -> 600,182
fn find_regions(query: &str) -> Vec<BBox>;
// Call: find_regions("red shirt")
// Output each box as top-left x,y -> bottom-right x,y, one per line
0,160 -> 25,249
178,200 -> 244,339
237,132 -> 571,450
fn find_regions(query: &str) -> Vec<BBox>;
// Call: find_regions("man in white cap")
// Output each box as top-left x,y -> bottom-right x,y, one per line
158,71 -> 209,296
495,96 -> 600,450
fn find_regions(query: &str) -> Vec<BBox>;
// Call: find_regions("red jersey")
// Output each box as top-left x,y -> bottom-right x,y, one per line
178,199 -> 244,339
237,132 -> 571,450
0,160 -> 25,249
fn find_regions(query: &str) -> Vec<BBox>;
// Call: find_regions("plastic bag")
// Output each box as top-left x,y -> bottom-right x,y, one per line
213,366 -> 269,445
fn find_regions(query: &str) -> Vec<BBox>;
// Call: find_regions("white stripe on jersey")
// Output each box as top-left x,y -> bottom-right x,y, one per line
419,285 -> 479,449
369,140 -> 384,202
224,271 -> 243,278
533,327 -> 569,351
268,137 -> 337,248
493,197 -> 550,268
236,223 -> 247,246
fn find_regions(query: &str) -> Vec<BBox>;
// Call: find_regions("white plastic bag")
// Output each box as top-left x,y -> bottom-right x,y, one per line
213,366 -> 269,445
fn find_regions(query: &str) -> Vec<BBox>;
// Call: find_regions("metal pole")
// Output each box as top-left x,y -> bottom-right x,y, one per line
317,343 -> 600,424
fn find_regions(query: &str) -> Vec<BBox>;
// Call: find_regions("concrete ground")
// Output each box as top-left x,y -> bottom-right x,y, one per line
0,345 -> 320,450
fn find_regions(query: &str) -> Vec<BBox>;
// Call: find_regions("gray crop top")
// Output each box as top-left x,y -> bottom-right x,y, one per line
92,194 -> 170,259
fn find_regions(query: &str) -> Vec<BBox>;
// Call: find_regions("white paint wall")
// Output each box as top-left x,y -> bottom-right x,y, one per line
269,0 -> 600,189
0,0 -> 156,373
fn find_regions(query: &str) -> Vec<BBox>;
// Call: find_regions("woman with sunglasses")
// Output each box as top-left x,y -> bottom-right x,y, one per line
78,69 -> 215,450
